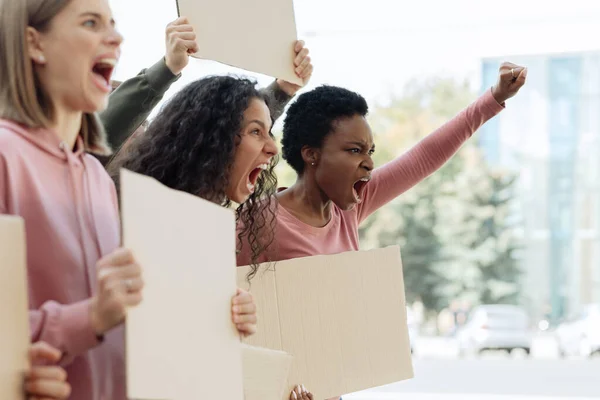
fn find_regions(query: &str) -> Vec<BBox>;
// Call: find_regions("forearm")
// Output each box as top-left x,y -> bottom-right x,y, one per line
100,58 -> 180,153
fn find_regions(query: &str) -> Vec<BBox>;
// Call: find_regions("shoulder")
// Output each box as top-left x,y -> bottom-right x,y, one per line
83,153 -> 115,185
0,121 -> 33,161
0,120 -> 25,147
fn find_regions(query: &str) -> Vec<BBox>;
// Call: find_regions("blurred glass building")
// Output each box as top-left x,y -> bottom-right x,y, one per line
479,51 -> 600,323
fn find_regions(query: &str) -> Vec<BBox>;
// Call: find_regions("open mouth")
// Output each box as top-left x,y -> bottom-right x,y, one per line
246,163 -> 269,194
352,176 -> 371,204
92,58 -> 116,92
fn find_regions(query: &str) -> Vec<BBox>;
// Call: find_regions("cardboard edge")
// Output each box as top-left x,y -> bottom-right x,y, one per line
188,54 -> 303,86
0,215 -> 30,400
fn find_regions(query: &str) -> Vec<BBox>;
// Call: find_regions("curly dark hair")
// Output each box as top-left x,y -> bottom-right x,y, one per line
107,75 -> 277,278
281,85 -> 369,173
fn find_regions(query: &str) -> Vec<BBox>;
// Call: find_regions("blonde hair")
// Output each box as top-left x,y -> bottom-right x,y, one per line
0,0 -> 111,155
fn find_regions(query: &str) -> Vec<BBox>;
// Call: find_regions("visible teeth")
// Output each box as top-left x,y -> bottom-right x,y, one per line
247,183 -> 255,193
360,177 -> 370,182
96,58 -> 117,67
259,163 -> 268,170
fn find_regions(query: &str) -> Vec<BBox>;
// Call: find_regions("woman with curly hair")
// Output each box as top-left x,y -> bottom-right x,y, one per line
108,75 -> 279,282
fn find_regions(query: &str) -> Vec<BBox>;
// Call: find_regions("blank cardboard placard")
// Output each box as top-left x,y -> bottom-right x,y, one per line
242,344 -> 293,400
176,0 -> 302,85
122,169 -> 243,400
0,216 -> 29,400
237,246 -> 413,400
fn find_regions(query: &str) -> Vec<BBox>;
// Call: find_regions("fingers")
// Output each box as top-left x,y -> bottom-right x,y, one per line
233,312 -> 257,325
290,385 -> 301,400
498,61 -> 526,82
291,41 -> 312,83
186,41 -> 200,54
171,31 -> 196,41
232,289 -> 257,336
296,55 -> 311,75
96,248 -> 134,268
97,256 -> 144,309
301,384 -> 312,400
166,24 -> 195,34
294,47 -> 309,67
91,249 -> 144,334
290,384 -> 313,400
26,366 -> 67,383
98,262 -> 141,281
236,322 -> 257,337
28,342 -> 61,366
24,375 -> 71,399
166,17 -> 198,55
232,289 -> 253,305
122,277 -> 144,293
515,67 -> 528,87
98,264 -> 144,297
232,300 -> 256,315
499,66 -> 522,82
167,17 -> 194,31
171,38 -> 198,53
300,64 -> 313,80
499,61 -> 520,71
492,61 -> 527,103
24,364 -> 70,399
170,16 -> 189,25
124,291 -> 144,307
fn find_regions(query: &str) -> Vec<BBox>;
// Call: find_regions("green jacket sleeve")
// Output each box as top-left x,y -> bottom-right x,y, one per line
97,59 -> 294,168
259,80 -> 294,123
100,58 -> 180,153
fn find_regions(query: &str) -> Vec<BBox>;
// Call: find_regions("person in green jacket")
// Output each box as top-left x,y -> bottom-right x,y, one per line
97,16 -> 312,166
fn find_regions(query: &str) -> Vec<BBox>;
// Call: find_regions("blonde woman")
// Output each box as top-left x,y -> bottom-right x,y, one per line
0,1 -> 256,399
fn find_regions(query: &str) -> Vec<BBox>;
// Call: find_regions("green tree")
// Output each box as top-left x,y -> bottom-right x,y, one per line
363,77 -> 522,312
435,149 -> 522,307
457,154 -> 523,305
360,77 -> 477,311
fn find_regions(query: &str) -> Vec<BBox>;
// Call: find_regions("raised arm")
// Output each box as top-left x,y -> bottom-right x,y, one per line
357,62 -> 527,223
98,17 -> 196,160
262,40 -> 314,122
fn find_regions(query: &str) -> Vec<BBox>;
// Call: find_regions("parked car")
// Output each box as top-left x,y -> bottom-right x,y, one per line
457,304 -> 532,356
555,304 -> 600,358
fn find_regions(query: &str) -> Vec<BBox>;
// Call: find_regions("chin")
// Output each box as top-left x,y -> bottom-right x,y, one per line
88,96 -> 109,113
75,90 -> 109,113
94,99 -> 109,113
76,102 -> 103,115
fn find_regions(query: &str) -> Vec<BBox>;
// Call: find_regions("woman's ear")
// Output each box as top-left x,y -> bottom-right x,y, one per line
301,145 -> 320,167
27,27 -> 47,65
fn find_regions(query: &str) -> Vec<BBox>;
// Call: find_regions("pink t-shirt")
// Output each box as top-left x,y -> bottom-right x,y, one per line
0,119 -> 124,400
237,89 -> 504,266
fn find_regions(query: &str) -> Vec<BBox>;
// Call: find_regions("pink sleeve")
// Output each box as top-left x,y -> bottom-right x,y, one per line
356,88 -> 505,223
29,299 -> 101,366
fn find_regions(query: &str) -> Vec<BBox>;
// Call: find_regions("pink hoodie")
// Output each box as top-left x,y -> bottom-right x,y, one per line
0,119 -> 125,400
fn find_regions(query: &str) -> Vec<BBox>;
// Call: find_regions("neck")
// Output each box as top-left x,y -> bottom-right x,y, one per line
49,104 -> 82,150
285,174 -> 332,223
